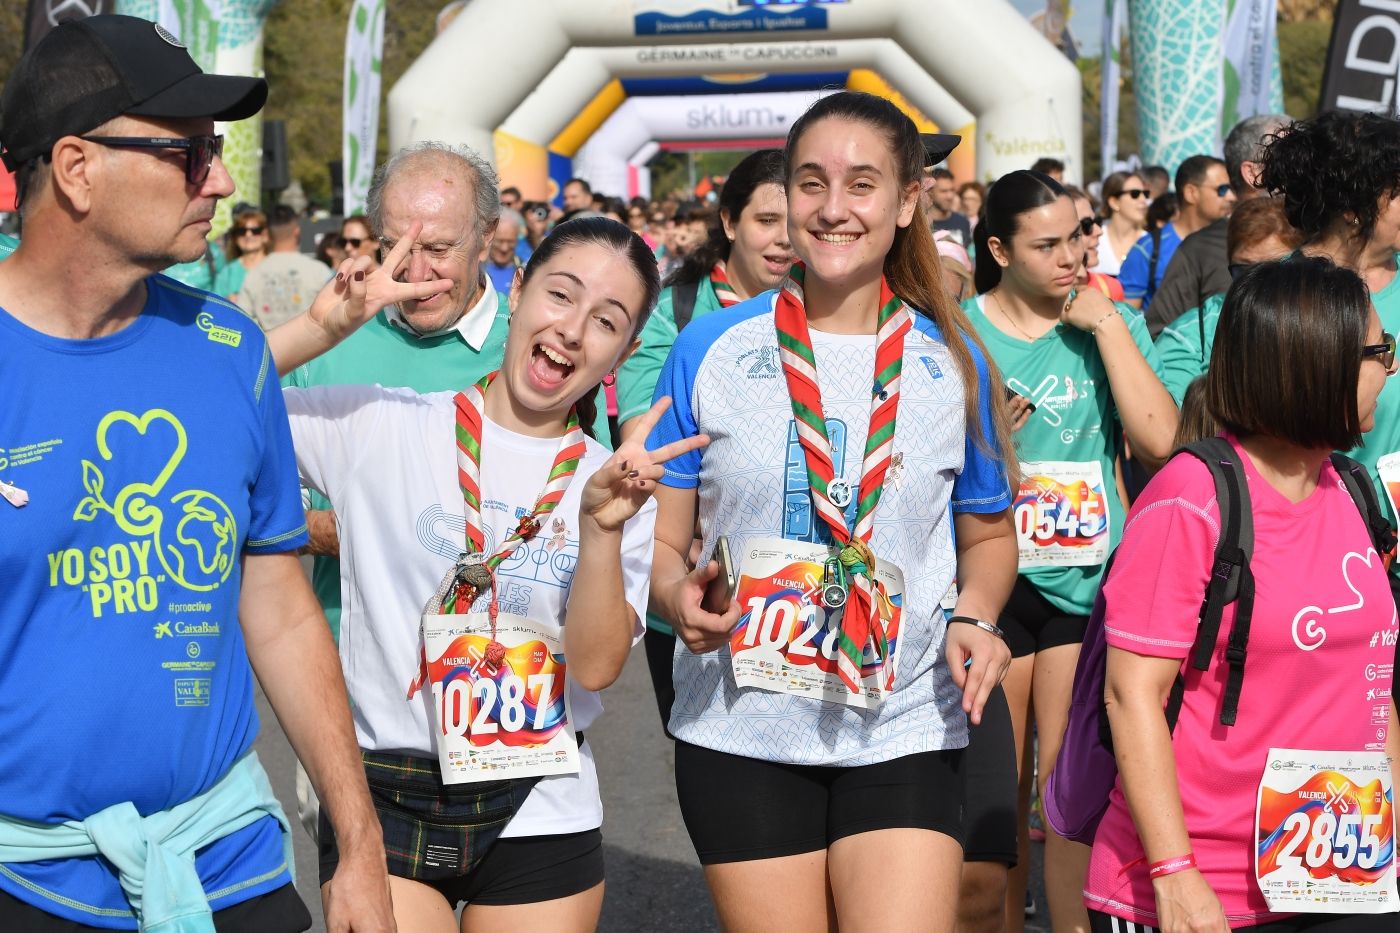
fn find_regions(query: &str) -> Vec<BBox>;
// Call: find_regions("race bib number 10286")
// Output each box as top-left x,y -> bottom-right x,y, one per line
728,537 -> 905,710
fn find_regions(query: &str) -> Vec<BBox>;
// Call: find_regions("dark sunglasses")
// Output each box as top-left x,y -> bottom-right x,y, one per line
1215,183 -> 1233,198
1228,261 -> 1257,281
1118,188 -> 1149,200
234,224 -> 265,236
1363,332 -> 1396,370
1078,216 -> 1100,236
80,134 -> 223,186
338,236 -> 372,249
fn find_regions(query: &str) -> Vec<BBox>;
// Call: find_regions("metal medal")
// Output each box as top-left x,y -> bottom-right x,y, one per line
827,478 -> 853,509
821,556 -> 848,610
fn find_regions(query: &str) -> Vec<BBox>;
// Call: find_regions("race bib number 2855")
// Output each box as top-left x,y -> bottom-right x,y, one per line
1255,748 -> 1397,913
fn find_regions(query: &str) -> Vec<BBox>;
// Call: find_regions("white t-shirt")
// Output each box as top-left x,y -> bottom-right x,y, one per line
285,385 -> 654,837
649,293 -> 1012,765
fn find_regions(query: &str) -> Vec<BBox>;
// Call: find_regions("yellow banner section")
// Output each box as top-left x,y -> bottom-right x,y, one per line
494,129 -> 551,202
550,79 -> 627,158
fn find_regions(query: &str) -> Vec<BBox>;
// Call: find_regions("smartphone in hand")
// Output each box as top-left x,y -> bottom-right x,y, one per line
701,537 -> 737,614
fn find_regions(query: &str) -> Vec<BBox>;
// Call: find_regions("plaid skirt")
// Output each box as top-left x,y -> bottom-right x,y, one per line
320,750 -> 539,883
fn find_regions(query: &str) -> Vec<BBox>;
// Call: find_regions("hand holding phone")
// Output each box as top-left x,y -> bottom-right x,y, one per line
700,537 -> 737,614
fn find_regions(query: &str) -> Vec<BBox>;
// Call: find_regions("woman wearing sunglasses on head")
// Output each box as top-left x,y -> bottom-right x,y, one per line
1096,171 -> 1150,279
965,169 -> 1179,933
1085,257 -> 1399,933
214,205 -> 269,302
647,92 -> 1019,933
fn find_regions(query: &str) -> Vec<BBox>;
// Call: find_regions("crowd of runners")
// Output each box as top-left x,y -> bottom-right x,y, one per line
1,14 -> 1398,933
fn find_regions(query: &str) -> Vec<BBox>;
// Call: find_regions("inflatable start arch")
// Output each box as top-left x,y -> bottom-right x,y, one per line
390,0 -> 1082,196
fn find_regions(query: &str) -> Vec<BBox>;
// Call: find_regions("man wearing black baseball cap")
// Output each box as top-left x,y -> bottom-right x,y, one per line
0,16 -> 393,933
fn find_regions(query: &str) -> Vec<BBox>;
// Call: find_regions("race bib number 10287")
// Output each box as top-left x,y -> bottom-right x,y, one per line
421,613 -> 578,784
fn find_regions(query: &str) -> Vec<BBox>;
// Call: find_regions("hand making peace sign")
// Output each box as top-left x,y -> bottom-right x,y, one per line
580,397 -> 709,534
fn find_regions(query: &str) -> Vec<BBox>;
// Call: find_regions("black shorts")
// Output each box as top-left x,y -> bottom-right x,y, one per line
1000,575 -> 1090,658
643,626 -> 677,738
1089,908 -> 1399,932
674,740 -> 964,865
320,819 -> 603,907
962,685 -> 1019,866
0,883 -> 310,933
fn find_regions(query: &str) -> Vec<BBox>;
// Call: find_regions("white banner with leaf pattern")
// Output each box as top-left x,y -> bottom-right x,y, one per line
343,0 -> 386,218
1220,0 -> 1277,136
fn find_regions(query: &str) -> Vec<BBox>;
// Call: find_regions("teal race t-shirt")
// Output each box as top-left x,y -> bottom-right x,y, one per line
965,295 -> 1163,616
1153,292 -> 1223,405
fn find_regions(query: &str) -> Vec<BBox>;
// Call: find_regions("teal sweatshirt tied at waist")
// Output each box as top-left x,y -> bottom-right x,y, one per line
0,750 -> 293,932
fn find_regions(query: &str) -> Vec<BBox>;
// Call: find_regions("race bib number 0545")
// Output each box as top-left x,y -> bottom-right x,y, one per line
1014,460 -> 1110,569
421,613 -> 578,784
728,537 -> 905,710
1255,748 -> 1397,913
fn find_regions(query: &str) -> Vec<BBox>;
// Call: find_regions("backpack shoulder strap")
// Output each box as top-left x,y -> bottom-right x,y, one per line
1167,437 -> 1256,728
1330,452 -> 1398,566
671,279 -> 701,333
1147,227 -> 1165,297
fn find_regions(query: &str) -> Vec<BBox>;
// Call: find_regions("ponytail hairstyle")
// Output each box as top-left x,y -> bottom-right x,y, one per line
972,170 -> 1067,294
516,216 -> 662,439
671,148 -> 787,288
784,90 -> 1016,481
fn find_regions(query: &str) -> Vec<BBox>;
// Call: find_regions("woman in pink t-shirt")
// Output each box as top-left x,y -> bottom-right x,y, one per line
1085,257 -> 1400,932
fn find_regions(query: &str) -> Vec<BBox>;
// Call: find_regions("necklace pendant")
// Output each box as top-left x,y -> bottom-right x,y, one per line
483,640 -> 507,671
821,556 -> 849,610
515,515 -> 541,540
0,480 -> 27,509
828,478 -> 853,509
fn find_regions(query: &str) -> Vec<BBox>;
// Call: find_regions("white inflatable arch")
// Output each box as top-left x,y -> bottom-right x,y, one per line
390,0 -> 1081,194
571,90 -> 832,200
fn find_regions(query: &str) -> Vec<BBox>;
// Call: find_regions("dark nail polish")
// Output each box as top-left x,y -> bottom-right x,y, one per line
335,273 -> 344,282
628,470 -> 639,478
354,271 -> 365,282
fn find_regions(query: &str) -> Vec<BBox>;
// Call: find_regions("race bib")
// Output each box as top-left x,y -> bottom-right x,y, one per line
1376,452 -> 1400,521
1013,460 -> 1111,569
421,612 -> 578,784
1255,748 -> 1398,913
728,537 -> 905,709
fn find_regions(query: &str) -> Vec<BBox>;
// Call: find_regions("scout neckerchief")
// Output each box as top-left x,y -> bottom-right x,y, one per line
710,261 -> 741,307
406,371 -> 586,697
774,263 -> 911,693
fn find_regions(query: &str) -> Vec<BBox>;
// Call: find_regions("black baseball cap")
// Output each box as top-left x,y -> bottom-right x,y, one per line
921,133 -> 962,168
0,14 -> 268,172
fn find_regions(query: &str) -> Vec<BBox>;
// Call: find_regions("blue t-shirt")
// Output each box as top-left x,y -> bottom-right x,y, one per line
647,293 -> 1011,763
1119,222 -> 1182,311
483,258 -> 519,297
0,276 -> 308,926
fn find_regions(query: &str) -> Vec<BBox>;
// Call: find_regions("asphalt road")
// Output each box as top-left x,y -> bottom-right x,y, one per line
254,644 -> 1048,932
